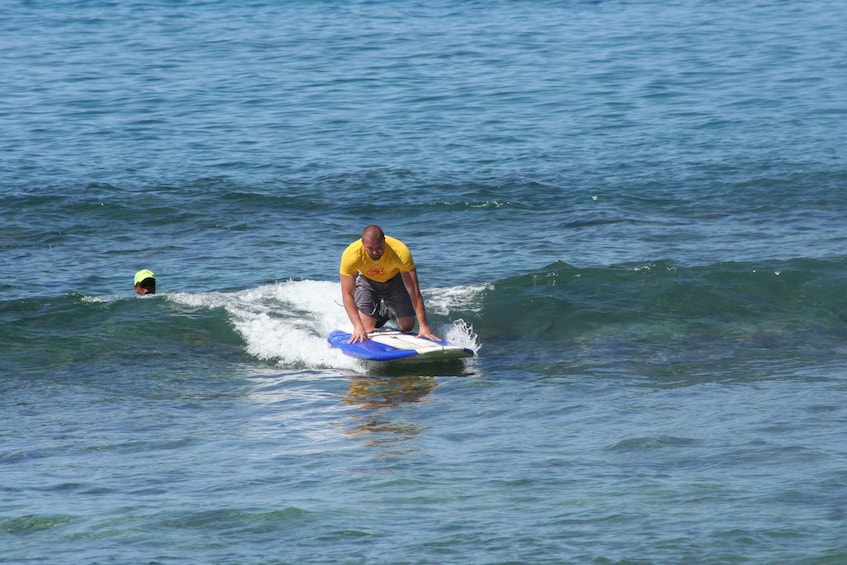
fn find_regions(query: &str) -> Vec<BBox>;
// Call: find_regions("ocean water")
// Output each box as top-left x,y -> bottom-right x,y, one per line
2,0 -> 846,563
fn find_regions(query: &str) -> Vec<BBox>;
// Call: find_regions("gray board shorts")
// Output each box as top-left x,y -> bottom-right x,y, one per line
355,274 -> 415,318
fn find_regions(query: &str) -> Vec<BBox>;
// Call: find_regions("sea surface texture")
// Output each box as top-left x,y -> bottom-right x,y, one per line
2,1 -> 846,563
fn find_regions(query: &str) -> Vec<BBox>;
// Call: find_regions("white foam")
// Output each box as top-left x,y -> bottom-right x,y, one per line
425,283 -> 490,316
81,294 -> 119,303
441,318 -> 481,353
167,281 -> 354,370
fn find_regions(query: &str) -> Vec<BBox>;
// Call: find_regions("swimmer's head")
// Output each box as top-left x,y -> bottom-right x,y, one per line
134,269 -> 156,295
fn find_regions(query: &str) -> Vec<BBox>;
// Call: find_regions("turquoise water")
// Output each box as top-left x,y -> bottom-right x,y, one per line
2,1 -> 846,563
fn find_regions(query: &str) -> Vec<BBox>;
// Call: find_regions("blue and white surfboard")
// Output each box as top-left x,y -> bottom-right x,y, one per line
328,329 -> 474,363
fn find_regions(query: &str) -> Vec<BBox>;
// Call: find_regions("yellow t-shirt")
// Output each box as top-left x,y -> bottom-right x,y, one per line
339,235 -> 416,283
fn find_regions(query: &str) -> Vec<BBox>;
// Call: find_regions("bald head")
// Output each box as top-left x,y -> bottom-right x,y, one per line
362,225 -> 384,241
362,225 -> 386,260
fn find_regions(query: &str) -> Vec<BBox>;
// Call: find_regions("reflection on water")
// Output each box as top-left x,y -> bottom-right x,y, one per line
340,375 -> 438,456
342,375 -> 438,409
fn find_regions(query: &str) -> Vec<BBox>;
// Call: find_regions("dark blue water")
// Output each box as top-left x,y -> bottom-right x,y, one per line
2,1 -> 846,563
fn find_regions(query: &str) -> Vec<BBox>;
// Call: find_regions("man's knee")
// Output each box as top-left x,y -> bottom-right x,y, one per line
397,316 -> 415,332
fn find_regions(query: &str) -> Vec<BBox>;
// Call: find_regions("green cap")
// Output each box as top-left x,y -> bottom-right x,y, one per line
134,269 -> 155,285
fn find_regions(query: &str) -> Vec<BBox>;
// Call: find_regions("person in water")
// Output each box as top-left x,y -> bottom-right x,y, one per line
134,269 -> 156,295
340,225 -> 438,344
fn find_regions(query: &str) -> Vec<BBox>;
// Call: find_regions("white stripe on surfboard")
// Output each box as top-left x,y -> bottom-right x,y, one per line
369,333 -> 448,354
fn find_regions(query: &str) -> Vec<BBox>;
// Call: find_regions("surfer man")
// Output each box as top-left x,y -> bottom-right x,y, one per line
340,225 -> 438,344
